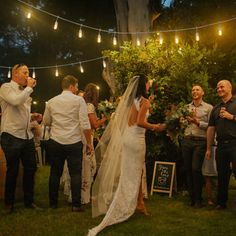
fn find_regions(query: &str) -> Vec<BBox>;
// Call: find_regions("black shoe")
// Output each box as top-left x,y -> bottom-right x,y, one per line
72,206 -> 84,212
25,203 -> 43,211
3,205 -> 14,214
215,204 -> 226,210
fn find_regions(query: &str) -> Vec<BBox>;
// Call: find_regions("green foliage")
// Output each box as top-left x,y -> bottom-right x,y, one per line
102,38 -> 236,159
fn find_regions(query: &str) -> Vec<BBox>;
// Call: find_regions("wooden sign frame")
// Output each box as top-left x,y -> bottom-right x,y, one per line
150,161 -> 177,197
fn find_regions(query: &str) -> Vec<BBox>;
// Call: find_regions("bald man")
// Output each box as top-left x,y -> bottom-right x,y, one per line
206,80 -> 236,210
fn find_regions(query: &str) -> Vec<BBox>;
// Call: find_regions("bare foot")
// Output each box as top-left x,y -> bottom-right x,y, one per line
136,206 -> 150,216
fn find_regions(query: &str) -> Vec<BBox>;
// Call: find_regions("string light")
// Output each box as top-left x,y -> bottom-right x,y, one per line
97,30 -> 101,43
54,17 -> 59,30
96,85 -> 100,90
175,35 -> 179,44
78,26 -> 83,38
32,68 -> 36,78
79,63 -> 84,73
26,11 -> 31,19
18,0 -> 236,36
113,34 -> 117,46
218,26 -> 222,36
159,35 -> 163,45
7,67 -> 11,78
136,34 -> 141,46
195,31 -> 200,41
103,58 -> 107,68
55,66 -> 59,77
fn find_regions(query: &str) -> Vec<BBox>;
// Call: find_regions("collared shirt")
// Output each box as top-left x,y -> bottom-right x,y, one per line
43,90 -> 91,145
184,101 -> 213,138
208,97 -> 236,141
0,80 -> 33,139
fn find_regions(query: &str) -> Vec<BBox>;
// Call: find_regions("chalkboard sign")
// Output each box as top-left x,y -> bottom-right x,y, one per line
151,161 -> 177,197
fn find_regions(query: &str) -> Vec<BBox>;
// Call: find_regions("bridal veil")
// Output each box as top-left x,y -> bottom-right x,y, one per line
91,76 -> 140,217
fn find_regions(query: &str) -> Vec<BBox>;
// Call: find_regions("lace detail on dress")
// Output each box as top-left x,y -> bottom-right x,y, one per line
88,126 -> 145,235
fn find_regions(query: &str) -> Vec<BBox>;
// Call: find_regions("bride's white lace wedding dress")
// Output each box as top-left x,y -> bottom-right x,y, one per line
88,99 -> 146,236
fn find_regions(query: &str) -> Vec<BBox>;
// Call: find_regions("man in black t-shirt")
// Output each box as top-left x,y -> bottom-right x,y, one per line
206,80 -> 236,210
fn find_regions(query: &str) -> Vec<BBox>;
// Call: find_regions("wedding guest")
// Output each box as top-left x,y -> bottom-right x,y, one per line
206,80 -> 236,210
88,74 -> 166,236
182,85 -> 213,207
62,83 -> 107,205
0,63 -> 39,213
43,75 -> 92,212
202,144 -> 217,205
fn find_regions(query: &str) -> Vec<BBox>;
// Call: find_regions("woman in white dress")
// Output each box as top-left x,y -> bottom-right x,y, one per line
88,75 -> 165,236
81,83 -> 107,204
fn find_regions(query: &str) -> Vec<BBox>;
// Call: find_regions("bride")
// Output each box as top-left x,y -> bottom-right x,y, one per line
88,74 -> 165,236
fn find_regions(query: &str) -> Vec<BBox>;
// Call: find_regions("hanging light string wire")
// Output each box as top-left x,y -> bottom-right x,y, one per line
0,56 -> 104,70
17,0 -> 236,34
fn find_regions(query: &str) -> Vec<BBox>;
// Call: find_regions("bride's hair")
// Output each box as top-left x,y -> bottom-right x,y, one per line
135,74 -> 148,99
127,74 -> 148,106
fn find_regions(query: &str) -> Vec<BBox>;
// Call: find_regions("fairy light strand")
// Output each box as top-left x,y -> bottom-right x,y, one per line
0,56 -> 105,70
17,0 -> 236,35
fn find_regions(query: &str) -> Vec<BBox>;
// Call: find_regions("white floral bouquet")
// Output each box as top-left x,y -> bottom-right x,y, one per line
165,103 -> 192,146
95,100 -> 117,139
97,99 -> 116,117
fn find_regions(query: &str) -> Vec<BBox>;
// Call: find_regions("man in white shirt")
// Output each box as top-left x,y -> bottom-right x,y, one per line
0,63 -> 38,213
43,75 -> 92,212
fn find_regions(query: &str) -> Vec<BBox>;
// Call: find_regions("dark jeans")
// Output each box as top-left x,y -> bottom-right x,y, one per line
216,141 -> 236,206
0,132 -> 37,206
182,138 -> 206,203
47,139 -> 83,207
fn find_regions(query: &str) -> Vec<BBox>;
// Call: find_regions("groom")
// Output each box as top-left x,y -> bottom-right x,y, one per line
43,75 -> 92,211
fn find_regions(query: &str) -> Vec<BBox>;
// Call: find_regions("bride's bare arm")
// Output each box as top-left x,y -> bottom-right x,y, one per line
137,98 -> 165,132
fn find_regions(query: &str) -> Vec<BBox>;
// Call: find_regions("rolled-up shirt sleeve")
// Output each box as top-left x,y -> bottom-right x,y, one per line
42,104 -> 52,127
0,84 -> 33,106
78,98 -> 91,130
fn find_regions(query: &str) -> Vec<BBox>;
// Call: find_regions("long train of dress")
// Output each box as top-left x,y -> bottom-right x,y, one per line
88,125 -> 146,236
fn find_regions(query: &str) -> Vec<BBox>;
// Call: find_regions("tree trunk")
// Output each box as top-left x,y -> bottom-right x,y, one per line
113,0 -> 153,46
103,0 -> 161,95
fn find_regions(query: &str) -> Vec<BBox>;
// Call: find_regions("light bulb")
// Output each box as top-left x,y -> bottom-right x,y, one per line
32,69 -> 36,78
113,35 -> 117,45
27,12 -> 31,19
103,59 -> 107,68
96,86 -> 100,90
7,68 -> 11,78
54,18 -> 58,30
159,36 -> 163,45
136,37 -> 141,46
196,32 -> 200,41
218,28 -> 222,36
175,35 -> 179,44
97,31 -> 101,43
78,27 -> 83,38
55,67 -> 59,77
80,63 -> 84,73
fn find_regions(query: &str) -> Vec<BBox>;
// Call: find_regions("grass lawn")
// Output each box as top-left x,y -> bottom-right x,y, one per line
0,166 -> 236,236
